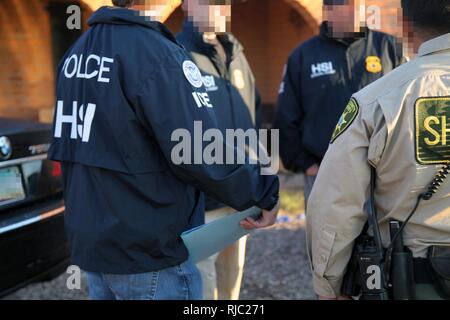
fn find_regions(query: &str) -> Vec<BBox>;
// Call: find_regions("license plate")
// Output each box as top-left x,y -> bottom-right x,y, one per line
0,167 -> 25,204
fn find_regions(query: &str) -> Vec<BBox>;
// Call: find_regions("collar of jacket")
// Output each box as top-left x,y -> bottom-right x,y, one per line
180,21 -> 244,60
320,21 -> 368,46
88,6 -> 181,47
418,32 -> 450,57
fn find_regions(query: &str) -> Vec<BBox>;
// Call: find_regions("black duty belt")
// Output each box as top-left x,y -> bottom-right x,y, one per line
413,257 -> 433,284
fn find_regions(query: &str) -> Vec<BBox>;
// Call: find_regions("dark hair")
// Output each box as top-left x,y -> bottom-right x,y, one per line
401,0 -> 450,34
112,0 -> 134,7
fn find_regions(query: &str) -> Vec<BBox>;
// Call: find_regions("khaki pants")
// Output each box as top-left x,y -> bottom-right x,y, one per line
196,207 -> 248,300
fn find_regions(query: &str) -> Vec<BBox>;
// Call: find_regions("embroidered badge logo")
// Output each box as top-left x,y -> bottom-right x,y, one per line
331,98 -> 359,143
310,62 -> 336,78
202,75 -> 218,92
183,60 -> 203,88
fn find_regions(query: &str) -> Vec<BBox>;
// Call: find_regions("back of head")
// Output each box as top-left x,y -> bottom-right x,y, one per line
112,0 -> 134,7
401,0 -> 450,37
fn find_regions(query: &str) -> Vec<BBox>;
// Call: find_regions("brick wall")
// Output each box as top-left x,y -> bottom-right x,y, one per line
237,0 -> 316,105
0,0 -> 54,121
265,0 -> 315,104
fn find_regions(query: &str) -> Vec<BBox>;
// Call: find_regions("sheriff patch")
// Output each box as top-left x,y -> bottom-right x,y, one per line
415,97 -> 450,165
330,98 -> 359,143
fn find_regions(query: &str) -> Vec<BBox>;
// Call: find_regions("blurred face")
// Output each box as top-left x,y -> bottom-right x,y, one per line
132,0 -> 178,21
184,0 -> 232,33
323,0 -> 361,37
401,11 -> 422,57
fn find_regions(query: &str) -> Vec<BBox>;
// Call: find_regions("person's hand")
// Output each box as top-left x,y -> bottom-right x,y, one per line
306,163 -> 320,176
240,201 -> 280,230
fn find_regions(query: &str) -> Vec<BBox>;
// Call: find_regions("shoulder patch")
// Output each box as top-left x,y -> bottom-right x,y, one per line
330,98 -> 360,143
415,97 -> 450,165
182,60 -> 203,88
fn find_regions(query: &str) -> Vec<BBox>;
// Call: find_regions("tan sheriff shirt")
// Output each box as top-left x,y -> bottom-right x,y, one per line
307,33 -> 450,298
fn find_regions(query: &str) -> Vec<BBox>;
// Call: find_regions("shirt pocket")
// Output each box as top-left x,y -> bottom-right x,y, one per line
313,228 -> 337,277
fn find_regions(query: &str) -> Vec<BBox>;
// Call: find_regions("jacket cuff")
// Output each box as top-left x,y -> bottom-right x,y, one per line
258,177 -> 280,211
313,273 -> 343,299
260,194 -> 279,211
294,152 -> 319,173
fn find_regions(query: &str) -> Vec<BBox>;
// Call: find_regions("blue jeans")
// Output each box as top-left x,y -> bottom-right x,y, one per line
86,259 -> 202,300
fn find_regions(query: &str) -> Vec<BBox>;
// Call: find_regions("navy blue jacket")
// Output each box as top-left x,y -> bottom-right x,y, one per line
47,7 -> 279,274
273,22 -> 403,172
177,22 -> 262,211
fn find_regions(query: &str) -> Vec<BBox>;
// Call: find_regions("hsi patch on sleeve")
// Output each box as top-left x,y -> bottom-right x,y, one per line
415,97 -> 450,165
330,98 -> 359,143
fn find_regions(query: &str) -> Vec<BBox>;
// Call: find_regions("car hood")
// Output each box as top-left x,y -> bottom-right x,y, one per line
0,118 -> 51,136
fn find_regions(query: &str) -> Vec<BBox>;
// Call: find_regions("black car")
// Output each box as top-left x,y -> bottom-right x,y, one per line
0,118 -> 69,297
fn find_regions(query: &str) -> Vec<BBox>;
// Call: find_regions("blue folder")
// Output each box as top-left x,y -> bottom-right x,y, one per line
181,207 -> 261,263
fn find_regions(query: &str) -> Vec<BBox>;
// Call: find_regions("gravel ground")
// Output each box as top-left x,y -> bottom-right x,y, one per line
240,218 -> 315,300
3,217 -> 314,300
